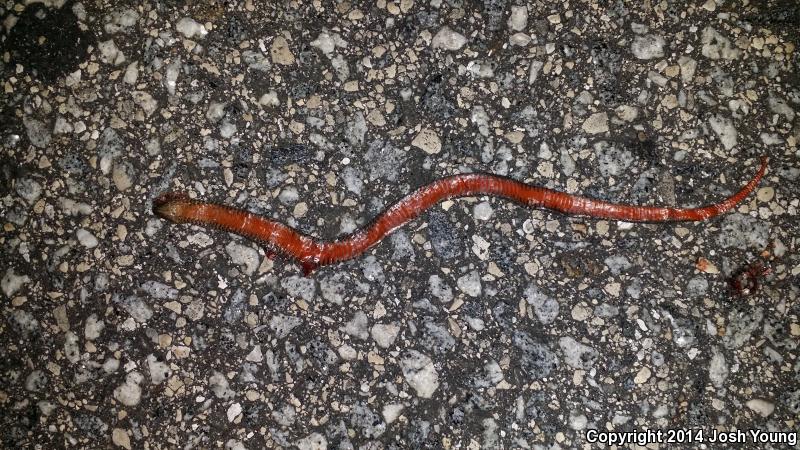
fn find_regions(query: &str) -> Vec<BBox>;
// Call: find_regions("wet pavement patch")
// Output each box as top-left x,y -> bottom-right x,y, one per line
3,2 -> 95,83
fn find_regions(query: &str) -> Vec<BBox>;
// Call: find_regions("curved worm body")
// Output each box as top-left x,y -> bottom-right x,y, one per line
153,157 -> 767,275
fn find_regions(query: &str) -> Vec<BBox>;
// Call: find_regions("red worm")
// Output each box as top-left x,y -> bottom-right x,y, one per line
153,156 -> 767,275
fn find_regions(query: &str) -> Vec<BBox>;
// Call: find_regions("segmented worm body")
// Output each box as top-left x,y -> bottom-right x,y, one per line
153,157 -> 767,275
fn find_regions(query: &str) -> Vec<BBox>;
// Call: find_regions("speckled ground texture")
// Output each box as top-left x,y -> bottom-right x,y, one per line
2,0 -> 799,448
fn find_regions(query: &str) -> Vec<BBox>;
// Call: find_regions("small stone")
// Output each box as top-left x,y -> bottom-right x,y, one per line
528,60 -> 544,84
382,403 -> 404,424
226,440 -> 246,450
678,56 -> 697,82
631,34 -> 665,59
123,62 -> 138,84
524,284 -> 559,324
708,114 -> 738,149
112,428 -> 131,449
225,241 -> 260,275
84,314 -> 104,340
411,128 -> 441,154
246,345 -> 263,362
296,433 -> 327,450
219,121 -> 236,139
319,273 -> 348,305
432,26 -> 467,51
757,186 -> 774,202
98,39 -> 126,65
76,228 -> 99,248
310,30 -> 336,55
457,270 -> 481,297
343,311 -> 370,340
504,130 -> 524,143
293,202 -> 308,218
473,202 -> 493,220
2,268 -> 31,297
268,314 -> 301,339
508,6 -> 528,31
746,399 -> 775,417
131,91 -> 157,117
371,323 -> 400,348
367,109 -> 386,127
400,350 -> 439,398
175,17 -> 207,39
141,281 -> 178,300
64,331 -> 80,363
569,414 -> 587,430
338,344 -> 357,360
259,90 -> 280,106
509,32 -> 531,46
227,403 -> 242,422
709,347 -> 728,388
53,305 -> 70,332
113,372 -> 143,406
582,112 -> 609,134
603,281 -> 622,297
472,234 -> 489,259
146,355 -> 170,384
120,296 -> 153,323
701,27 -> 740,60
206,102 -> 226,123
23,117 -> 52,148
271,36 -> 295,65
280,275 -> 316,301
429,275 -> 453,303
112,164 -> 133,191
15,177 -> 42,204
615,105 -> 638,122
695,257 -> 719,274
634,366 -> 651,384
716,213 -> 769,250
571,304 -> 590,321
559,337 -> 598,370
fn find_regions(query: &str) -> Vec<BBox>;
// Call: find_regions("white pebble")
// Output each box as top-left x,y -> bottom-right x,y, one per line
175,17 -> 207,39
473,202 -> 494,220
400,350 -> 439,398
631,34 -> 665,59
582,112 -> 609,134
296,433 -> 327,450
84,314 -> 105,340
382,403 -> 405,424
507,5 -> 528,31
456,270 -> 482,297
280,275 -> 316,301
225,241 -> 260,275
432,26 -> 467,51
371,323 -> 400,348
2,268 -> 31,297
259,90 -> 280,106
227,403 -> 242,422
411,128 -> 441,154
246,345 -> 263,363
114,372 -> 143,406
76,228 -> 99,248
98,39 -> 126,65
708,114 -> 738,150
746,399 -> 775,417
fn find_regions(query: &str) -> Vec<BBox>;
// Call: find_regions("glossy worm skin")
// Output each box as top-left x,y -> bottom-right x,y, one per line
153,156 -> 767,275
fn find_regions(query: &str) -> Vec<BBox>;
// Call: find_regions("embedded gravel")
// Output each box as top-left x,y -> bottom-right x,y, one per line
2,0 -> 799,448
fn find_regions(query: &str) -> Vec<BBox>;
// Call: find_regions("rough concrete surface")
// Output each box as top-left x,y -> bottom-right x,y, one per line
1,0 -> 799,448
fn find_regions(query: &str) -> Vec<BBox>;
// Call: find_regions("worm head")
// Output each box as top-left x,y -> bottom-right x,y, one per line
152,192 -> 193,224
